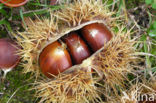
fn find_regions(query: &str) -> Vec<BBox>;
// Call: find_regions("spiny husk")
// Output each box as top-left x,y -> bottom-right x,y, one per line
33,27 -> 138,103
115,74 -> 156,103
54,0 -> 115,27
12,0 -> 140,102
91,26 -> 137,98
13,0 -> 117,75
34,69 -> 102,103
12,15 -> 59,75
120,82 -> 156,103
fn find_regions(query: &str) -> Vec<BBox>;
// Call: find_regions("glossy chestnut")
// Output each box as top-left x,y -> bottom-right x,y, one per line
0,0 -> 28,7
80,23 -> 113,52
0,38 -> 20,69
0,38 -> 20,79
63,32 -> 91,64
39,41 -> 72,78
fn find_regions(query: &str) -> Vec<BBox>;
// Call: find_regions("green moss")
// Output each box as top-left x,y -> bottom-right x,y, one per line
0,67 -> 36,103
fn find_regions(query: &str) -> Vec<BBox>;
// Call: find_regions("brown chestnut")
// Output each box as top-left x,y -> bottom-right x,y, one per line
80,23 -> 113,52
0,0 -> 28,7
0,38 -> 20,69
64,32 -> 91,64
0,38 -> 20,78
39,41 -> 72,78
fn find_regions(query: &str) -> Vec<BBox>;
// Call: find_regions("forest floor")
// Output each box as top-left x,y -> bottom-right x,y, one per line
0,0 -> 156,103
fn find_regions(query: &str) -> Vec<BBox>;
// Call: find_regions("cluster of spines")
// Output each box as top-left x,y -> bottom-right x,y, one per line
12,0 -> 140,103
91,27 -> 137,99
34,69 -> 102,103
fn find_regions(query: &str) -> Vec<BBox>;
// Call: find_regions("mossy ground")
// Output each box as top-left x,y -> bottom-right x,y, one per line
0,68 -> 36,103
0,0 -> 156,103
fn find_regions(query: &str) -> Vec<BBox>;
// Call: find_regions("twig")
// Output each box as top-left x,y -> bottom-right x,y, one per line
7,88 -> 20,103
22,8 -> 50,15
128,13 -> 141,34
134,52 -> 156,58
